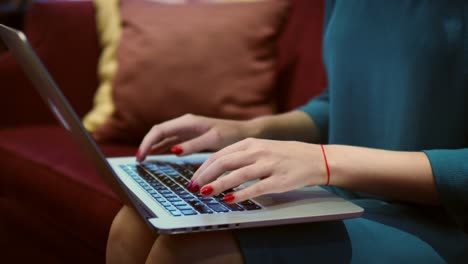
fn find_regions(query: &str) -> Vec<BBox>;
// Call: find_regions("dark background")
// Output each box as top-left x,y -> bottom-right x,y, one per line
0,0 -> 34,52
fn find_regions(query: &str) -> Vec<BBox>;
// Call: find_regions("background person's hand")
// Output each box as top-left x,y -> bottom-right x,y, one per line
189,138 -> 328,203
137,114 -> 257,161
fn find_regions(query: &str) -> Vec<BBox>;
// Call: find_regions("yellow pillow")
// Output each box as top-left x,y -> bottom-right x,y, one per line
83,0 -> 259,133
83,0 -> 120,132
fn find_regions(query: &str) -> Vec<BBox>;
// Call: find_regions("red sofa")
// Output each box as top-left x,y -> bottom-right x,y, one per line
0,0 -> 326,262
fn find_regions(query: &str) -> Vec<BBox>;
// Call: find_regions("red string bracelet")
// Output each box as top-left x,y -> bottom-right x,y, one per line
320,144 -> 330,186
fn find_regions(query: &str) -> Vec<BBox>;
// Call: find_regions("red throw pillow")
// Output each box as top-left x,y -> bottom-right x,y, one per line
92,0 -> 289,144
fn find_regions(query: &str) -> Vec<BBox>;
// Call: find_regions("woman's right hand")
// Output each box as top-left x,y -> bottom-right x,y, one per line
136,114 -> 257,162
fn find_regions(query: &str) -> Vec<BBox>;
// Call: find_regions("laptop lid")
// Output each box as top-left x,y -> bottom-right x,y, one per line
0,24 -> 134,206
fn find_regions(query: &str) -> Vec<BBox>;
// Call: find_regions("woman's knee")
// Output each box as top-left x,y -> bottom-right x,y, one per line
108,206 -> 141,246
107,205 -> 157,264
147,231 -> 244,264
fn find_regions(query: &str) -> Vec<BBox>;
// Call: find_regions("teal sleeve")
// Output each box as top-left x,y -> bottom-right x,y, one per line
423,149 -> 468,231
324,0 -> 335,30
297,89 -> 329,143
296,0 -> 334,143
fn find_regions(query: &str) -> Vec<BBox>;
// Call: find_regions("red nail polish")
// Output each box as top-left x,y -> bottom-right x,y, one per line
171,145 -> 183,155
135,150 -> 142,161
187,180 -> 193,189
200,185 -> 213,196
223,194 -> 235,203
189,182 -> 200,193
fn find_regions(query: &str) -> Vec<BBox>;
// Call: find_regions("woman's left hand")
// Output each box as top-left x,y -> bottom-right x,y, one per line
189,138 -> 328,203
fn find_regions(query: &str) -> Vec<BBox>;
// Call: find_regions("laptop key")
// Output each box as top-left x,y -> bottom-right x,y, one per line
180,194 -> 194,200
193,194 -> 205,199
200,198 -> 219,205
207,203 -> 229,213
162,179 -> 173,186
173,176 -> 187,185
172,201 -> 188,206
197,206 -> 213,214
155,186 -> 168,191
239,200 -> 262,210
181,209 -> 197,215
167,172 -> 179,177
160,201 -> 171,207
175,205 -> 193,210
170,211 -> 182,217
154,174 -> 166,180
223,203 -> 245,211
165,205 -> 177,211
176,190 -> 190,195
185,200 -> 212,214
149,181 -> 163,187
163,194 -> 177,199
173,186 -> 184,192
167,197 -> 182,203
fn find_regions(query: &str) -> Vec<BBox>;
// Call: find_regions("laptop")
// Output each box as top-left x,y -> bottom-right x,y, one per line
0,24 -> 363,234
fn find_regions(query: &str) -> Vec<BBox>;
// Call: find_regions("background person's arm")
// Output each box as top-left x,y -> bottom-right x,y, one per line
245,110 -> 320,143
137,88 -> 329,159
248,88 -> 331,144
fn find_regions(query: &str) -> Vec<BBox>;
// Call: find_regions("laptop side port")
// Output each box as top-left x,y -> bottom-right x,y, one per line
171,228 -> 188,233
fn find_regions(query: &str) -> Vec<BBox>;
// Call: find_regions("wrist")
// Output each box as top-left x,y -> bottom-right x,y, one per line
323,145 -> 439,205
319,144 -> 331,186
321,145 -> 354,188
243,115 -> 274,139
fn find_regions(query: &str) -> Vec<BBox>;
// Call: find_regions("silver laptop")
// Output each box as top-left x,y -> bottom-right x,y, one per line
0,24 -> 363,234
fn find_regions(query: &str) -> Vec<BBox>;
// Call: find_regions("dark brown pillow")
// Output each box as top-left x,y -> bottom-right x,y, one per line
93,0 -> 289,144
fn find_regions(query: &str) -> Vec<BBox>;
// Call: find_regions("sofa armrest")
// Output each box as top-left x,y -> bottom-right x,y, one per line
0,0 -> 100,128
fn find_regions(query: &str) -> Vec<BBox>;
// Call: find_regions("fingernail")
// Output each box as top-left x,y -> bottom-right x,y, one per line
171,145 -> 183,155
187,180 -> 193,189
135,150 -> 142,162
189,182 -> 199,193
200,185 -> 213,196
223,194 -> 235,203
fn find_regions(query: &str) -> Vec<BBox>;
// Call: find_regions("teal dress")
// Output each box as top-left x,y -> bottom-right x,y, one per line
233,1 -> 468,263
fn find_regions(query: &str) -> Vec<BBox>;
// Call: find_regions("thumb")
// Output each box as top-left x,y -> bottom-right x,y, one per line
173,129 -> 220,156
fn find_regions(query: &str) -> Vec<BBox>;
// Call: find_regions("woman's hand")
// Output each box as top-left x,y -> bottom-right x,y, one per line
137,114 -> 258,162
137,111 -> 320,162
189,138 -> 328,203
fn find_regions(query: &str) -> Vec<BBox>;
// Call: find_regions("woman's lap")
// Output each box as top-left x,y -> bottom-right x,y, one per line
233,196 -> 468,264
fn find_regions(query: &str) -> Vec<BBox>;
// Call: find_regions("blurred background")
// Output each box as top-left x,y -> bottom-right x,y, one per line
0,0 -> 34,28
0,0 -> 34,52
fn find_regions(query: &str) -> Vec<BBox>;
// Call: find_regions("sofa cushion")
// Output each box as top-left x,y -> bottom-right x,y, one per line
0,126 -> 136,257
82,0 -> 261,134
84,0 -> 289,144
82,0 -> 122,134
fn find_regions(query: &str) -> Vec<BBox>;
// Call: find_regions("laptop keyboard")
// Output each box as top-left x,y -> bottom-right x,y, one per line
119,161 -> 262,217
